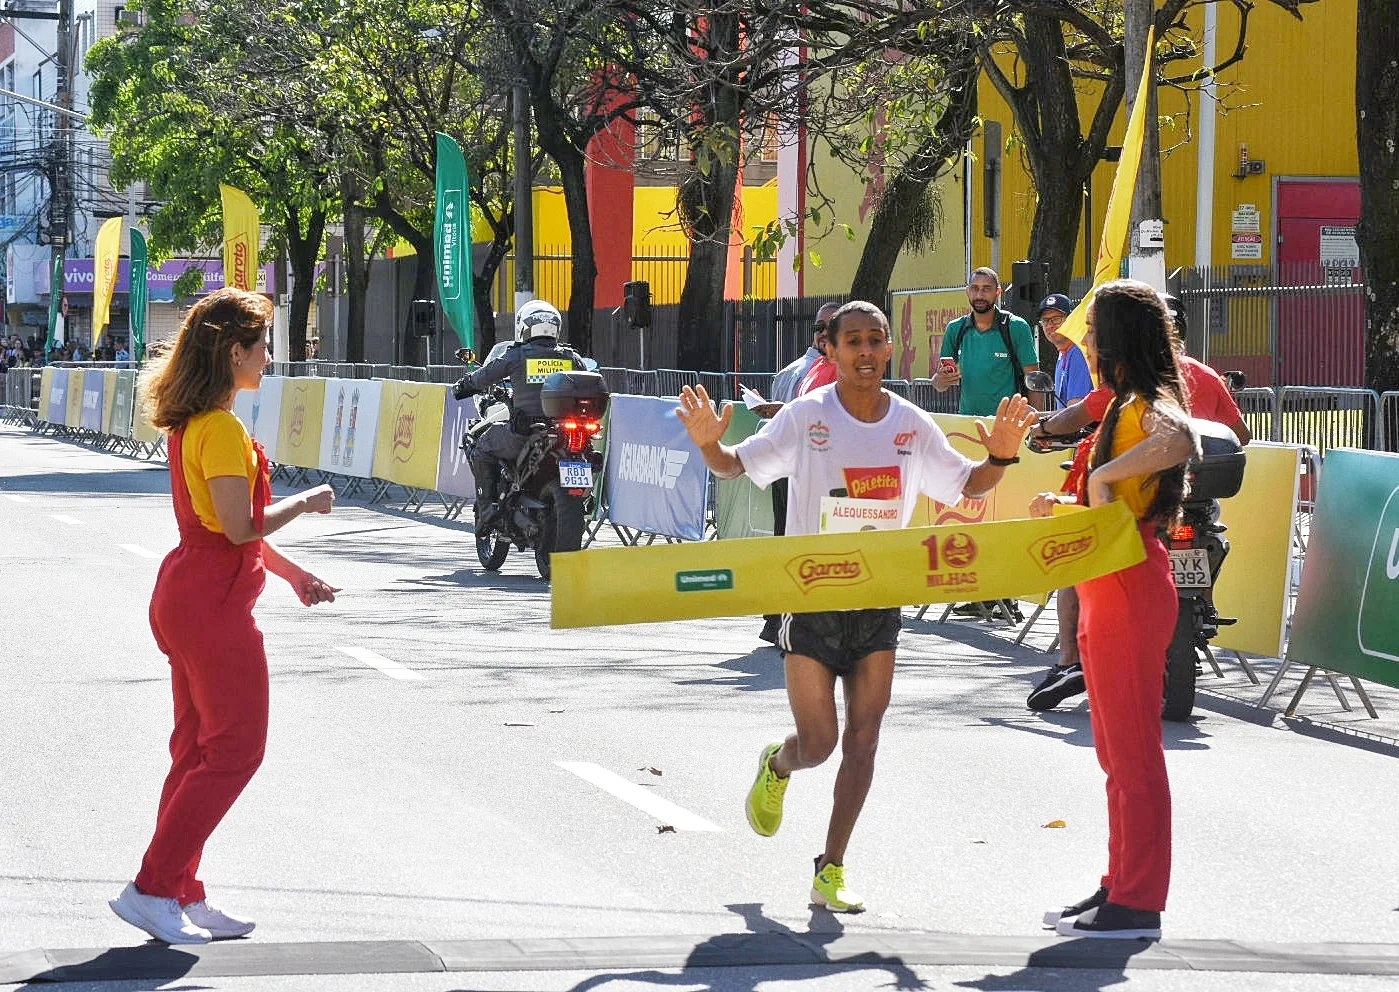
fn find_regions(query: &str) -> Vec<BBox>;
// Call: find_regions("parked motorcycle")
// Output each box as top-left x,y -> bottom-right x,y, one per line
457,352 -> 609,581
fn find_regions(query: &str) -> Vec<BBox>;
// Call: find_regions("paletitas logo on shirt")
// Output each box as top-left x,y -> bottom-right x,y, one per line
617,442 -> 689,489
807,421 -> 831,449
786,551 -> 871,593
843,465 -> 902,500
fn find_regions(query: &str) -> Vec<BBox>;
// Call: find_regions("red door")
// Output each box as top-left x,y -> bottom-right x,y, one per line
1276,179 -> 1363,386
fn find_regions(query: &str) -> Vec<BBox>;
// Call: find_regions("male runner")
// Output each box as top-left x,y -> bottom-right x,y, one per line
677,300 -> 1036,912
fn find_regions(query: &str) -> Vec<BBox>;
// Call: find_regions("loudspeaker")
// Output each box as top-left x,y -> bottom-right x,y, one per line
408,299 -> 436,337
622,280 -> 651,329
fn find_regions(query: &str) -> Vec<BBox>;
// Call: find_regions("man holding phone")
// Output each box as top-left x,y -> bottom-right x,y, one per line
933,267 -> 1040,416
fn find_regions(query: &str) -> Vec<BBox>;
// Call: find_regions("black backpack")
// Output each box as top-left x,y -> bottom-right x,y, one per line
947,309 -> 1028,398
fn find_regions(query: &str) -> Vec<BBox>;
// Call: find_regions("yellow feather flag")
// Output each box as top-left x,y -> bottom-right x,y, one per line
91,216 -> 123,345
1056,26 -> 1155,350
220,184 -> 259,291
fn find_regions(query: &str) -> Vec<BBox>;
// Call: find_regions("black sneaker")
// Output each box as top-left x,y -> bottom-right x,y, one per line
1027,663 -> 1086,711
1042,886 -> 1108,926
1056,902 -> 1161,940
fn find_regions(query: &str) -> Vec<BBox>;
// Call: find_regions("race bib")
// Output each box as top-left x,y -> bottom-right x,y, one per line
819,496 -> 903,534
526,358 -> 573,384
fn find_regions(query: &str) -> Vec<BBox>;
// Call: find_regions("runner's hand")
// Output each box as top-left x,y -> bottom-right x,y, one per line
976,394 -> 1037,461
676,385 -> 732,448
300,485 -> 336,515
291,569 -> 340,606
1029,492 -> 1068,518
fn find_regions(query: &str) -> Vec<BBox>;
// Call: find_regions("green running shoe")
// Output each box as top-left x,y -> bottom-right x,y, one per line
745,742 -> 788,836
811,858 -> 865,913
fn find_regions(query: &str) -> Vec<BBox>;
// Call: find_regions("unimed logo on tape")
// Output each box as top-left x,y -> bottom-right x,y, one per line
675,569 -> 733,593
617,442 -> 689,490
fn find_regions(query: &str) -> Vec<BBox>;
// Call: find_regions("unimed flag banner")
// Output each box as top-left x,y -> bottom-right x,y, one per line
220,184 -> 259,292
434,133 -> 475,350
605,394 -> 710,542
129,229 -> 149,360
45,256 -> 61,358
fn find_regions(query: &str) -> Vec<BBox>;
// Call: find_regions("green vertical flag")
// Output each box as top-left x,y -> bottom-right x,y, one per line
129,229 -> 149,362
434,132 -> 475,350
45,255 -> 62,359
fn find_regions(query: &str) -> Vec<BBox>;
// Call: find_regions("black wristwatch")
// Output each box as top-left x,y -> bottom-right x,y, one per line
987,454 -> 1019,466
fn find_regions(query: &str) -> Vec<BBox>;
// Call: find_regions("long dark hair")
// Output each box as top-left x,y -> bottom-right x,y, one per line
1089,280 -> 1192,524
139,288 -> 273,432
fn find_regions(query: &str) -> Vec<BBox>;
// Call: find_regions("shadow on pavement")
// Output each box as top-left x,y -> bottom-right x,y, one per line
674,649 -> 785,693
11,943 -> 201,989
954,937 -> 1158,992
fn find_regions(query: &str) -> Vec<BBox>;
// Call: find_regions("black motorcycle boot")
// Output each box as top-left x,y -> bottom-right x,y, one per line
473,462 -> 503,531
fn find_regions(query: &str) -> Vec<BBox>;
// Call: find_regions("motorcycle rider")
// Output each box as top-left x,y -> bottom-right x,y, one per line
452,300 -> 587,529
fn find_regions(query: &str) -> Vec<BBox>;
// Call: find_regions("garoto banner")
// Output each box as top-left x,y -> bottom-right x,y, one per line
604,393 -> 710,542
372,381 -> 448,491
92,217 -> 122,345
220,184 -> 260,292
553,501 -> 1145,628
1287,448 -> 1399,688
276,377 -> 326,470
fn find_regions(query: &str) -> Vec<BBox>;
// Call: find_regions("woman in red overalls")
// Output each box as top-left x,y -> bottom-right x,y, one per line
1050,280 -> 1197,940
109,288 -> 339,944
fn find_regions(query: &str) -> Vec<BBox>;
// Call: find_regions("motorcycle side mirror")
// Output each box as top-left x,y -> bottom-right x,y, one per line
1023,371 -> 1054,394
583,357 -> 599,372
455,348 -> 476,365
1223,370 -> 1247,392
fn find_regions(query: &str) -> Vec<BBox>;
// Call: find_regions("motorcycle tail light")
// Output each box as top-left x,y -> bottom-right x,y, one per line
560,424 -> 587,453
1170,523 -> 1196,543
585,420 -> 602,434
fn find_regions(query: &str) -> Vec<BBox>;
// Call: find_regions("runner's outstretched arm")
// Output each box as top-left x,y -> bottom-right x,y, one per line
677,385 -> 744,479
964,394 -> 1038,497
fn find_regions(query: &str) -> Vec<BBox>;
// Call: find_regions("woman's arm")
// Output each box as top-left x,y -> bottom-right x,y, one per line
262,539 -> 340,606
208,478 -> 336,545
1086,412 -> 1196,508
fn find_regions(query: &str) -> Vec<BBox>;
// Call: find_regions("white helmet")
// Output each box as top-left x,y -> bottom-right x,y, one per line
515,299 -> 563,344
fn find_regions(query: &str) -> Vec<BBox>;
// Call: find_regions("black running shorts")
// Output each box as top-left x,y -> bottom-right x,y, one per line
777,608 -> 902,676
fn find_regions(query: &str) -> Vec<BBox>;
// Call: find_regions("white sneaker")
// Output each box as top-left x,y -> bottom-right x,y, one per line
108,883 -> 212,944
183,899 -> 256,939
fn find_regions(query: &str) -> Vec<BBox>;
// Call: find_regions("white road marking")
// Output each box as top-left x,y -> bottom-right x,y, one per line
3,494 -> 29,502
336,645 -> 425,681
556,761 -> 723,832
50,514 -> 82,526
119,544 -> 161,559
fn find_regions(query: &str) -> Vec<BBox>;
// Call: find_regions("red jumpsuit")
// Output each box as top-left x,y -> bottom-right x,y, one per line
1074,401 -> 1177,914
136,429 -> 271,904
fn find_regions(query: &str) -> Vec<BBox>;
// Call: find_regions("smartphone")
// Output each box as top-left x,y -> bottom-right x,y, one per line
939,357 -> 958,374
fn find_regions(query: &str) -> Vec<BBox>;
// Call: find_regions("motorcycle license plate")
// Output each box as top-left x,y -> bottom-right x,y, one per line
559,461 -> 593,488
1169,548 -> 1210,589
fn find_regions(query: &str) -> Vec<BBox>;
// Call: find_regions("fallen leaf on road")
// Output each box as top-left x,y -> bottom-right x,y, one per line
504,722 -> 535,727
637,766 -> 663,776
657,824 -> 676,834
972,840 -> 987,844
1043,819 -> 1067,829
549,709 -> 565,714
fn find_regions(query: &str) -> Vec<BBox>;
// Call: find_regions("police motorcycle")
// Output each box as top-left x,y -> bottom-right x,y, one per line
1024,371 -> 1246,721
452,307 -> 609,582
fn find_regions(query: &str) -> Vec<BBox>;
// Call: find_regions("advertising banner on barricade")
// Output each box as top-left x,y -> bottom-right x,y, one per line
912,413 -> 1068,526
249,375 -> 283,462
100,370 -> 117,434
276,377 -> 326,470
79,369 -> 105,431
553,501 -> 1145,628
1287,448 -> 1399,687
713,403 -> 774,539
318,379 -> 383,479
39,367 -> 55,422
64,370 -> 84,428
132,377 -> 161,445
111,371 -> 136,439
604,393 -> 709,541
1212,443 -> 1301,658
436,393 -> 477,498
372,381 -> 447,491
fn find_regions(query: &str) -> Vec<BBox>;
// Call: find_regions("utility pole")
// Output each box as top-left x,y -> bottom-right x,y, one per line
1125,0 -> 1166,290
512,84 -> 534,312
49,0 -> 74,325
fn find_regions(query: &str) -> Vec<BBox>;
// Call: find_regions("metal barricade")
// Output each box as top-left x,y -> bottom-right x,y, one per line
598,367 -> 629,394
697,371 -> 729,403
1235,387 -> 1278,443
882,379 -> 911,399
626,369 -> 659,396
906,379 -> 960,414
656,368 -> 699,397
1275,386 -> 1381,454
732,372 -> 775,401
1382,391 -> 1399,453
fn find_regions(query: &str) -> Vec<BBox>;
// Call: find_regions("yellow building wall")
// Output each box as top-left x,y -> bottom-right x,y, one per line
970,3 -> 1355,279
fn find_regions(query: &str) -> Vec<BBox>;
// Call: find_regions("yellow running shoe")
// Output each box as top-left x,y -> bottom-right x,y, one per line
811,858 -> 865,913
745,742 -> 789,836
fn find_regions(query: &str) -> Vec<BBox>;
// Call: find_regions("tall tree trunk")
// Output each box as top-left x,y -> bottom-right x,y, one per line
368,195 -> 434,365
473,227 -> 513,355
1358,0 -> 1399,400
342,173 -> 369,363
849,44 -> 979,303
676,153 -> 740,371
283,208 -> 327,363
535,107 -> 596,356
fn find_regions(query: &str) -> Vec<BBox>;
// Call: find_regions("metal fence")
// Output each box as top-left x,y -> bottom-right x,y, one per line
1175,263 -> 1366,388
1384,392 -> 1399,454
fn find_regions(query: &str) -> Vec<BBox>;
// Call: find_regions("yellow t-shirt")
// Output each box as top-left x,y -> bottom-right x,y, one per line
1105,396 -> 1161,521
182,409 -> 256,533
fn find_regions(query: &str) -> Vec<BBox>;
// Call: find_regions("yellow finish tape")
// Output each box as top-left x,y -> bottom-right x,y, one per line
551,501 -> 1145,629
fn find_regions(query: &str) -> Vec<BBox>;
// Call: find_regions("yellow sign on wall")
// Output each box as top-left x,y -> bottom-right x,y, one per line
552,501 -> 1144,628
372,381 -> 447,490
276,377 -> 327,470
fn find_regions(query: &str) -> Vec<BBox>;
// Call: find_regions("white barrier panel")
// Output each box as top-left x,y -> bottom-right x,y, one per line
233,375 -> 285,462
318,378 -> 383,478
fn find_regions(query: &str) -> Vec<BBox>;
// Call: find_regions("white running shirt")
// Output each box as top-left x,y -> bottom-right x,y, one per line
735,385 -> 975,537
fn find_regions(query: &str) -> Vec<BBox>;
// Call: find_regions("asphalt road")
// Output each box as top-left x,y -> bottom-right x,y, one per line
4,421 -> 1399,991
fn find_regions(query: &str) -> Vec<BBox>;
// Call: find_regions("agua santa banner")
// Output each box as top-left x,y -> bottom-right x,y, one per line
79,370 -> 105,431
372,381 -> 447,491
318,379 -> 383,479
713,402 -> 774,540
604,394 -> 710,542
276,377 -> 326,470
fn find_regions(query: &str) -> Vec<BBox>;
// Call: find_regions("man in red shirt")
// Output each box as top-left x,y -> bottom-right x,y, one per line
796,333 -> 838,395
1023,294 -> 1249,711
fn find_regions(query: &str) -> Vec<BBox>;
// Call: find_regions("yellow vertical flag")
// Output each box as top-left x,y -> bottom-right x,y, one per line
91,216 -> 122,346
1056,26 -> 1155,349
220,184 -> 259,291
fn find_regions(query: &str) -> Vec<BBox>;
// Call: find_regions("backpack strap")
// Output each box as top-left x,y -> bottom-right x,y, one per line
993,310 -> 1029,397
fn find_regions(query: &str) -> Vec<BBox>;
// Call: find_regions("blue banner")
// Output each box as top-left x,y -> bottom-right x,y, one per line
437,392 -> 478,499
46,367 -> 69,424
79,370 -> 105,431
604,394 -> 710,541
